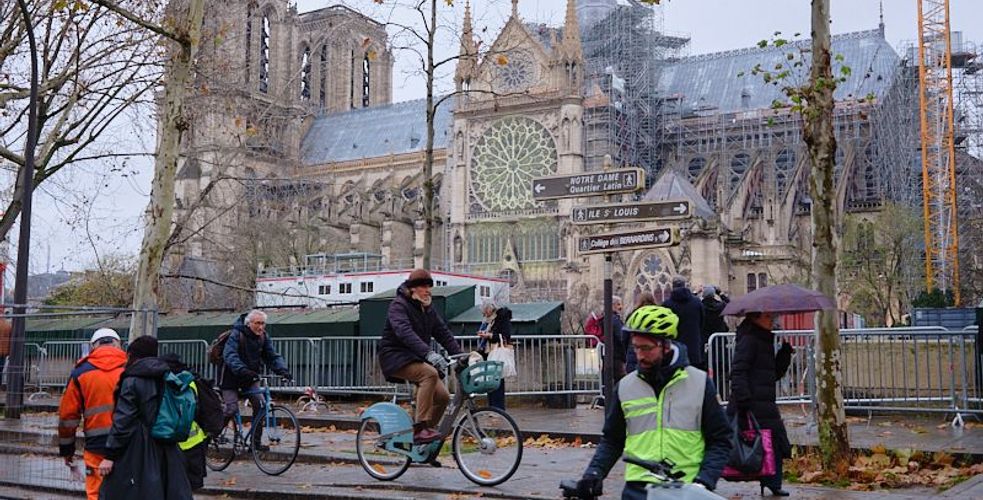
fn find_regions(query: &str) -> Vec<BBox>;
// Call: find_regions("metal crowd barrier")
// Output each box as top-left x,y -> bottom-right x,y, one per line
706,327 -> 981,416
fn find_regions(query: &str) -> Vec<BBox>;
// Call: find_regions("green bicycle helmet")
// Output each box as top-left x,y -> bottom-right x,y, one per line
624,305 -> 679,339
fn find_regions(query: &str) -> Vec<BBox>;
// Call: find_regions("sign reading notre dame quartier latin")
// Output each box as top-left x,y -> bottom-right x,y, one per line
531,168 -> 645,200
570,200 -> 692,225
577,228 -> 679,255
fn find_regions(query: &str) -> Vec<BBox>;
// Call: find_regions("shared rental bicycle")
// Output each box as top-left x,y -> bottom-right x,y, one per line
356,353 -> 523,486
206,376 -> 301,475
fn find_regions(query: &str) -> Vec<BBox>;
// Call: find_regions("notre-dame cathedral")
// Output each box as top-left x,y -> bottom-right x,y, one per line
170,0 -> 919,319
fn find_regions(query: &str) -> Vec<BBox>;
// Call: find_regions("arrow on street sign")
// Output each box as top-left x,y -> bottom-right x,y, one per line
531,168 -> 645,200
577,228 -> 680,255
570,199 -> 692,225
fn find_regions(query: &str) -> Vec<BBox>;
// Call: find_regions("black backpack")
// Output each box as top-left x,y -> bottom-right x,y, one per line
193,376 -> 224,437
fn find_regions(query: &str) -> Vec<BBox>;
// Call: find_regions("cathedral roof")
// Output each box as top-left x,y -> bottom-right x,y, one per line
300,99 -> 454,165
642,169 -> 716,220
659,29 -> 900,115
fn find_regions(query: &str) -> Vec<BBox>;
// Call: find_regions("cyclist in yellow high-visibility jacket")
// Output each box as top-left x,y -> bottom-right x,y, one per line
575,306 -> 733,500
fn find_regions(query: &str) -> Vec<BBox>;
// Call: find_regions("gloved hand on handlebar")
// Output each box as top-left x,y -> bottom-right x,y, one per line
576,471 -> 602,499
276,369 -> 293,382
425,351 -> 448,376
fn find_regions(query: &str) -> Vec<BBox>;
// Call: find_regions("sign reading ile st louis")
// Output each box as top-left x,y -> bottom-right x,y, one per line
577,228 -> 679,255
531,168 -> 645,200
571,200 -> 691,224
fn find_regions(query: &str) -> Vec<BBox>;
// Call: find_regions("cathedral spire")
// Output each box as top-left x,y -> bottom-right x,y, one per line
557,0 -> 583,64
454,0 -> 478,90
511,0 -> 519,19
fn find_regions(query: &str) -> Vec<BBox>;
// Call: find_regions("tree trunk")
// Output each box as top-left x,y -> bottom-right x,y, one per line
803,0 -> 851,469
420,0 -> 437,270
129,0 -> 204,339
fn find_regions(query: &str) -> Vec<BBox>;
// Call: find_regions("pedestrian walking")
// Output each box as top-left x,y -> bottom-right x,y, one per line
662,277 -> 707,371
700,286 -> 731,378
728,312 -> 794,496
571,306 -> 732,499
220,310 -> 291,452
0,318 -> 10,389
378,268 -> 464,444
57,329 -> 126,500
477,300 -> 513,410
624,292 -> 657,373
98,336 -> 193,500
161,352 -> 222,491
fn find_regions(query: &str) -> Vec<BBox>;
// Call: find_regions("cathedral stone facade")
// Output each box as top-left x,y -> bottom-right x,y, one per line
172,0 -> 914,319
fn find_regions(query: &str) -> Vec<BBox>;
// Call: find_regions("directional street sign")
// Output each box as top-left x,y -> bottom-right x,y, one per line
570,199 -> 692,224
531,168 -> 645,201
577,228 -> 679,255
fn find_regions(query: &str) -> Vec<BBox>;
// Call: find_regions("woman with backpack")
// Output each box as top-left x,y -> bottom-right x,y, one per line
98,336 -> 193,500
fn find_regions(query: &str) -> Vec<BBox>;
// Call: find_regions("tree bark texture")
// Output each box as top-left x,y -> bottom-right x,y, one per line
804,0 -> 851,469
130,0 -> 204,339
421,0 -> 437,270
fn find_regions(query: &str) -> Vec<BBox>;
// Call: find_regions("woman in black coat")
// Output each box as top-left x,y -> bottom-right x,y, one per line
728,312 -> 793,497
478,301 -> 512,409
98,336 -> 192,500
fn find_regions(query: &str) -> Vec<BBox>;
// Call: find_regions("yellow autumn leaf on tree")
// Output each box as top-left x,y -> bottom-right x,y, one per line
496,54 -> 508,66
445,0 -> 454,6
366,50 -> 378,62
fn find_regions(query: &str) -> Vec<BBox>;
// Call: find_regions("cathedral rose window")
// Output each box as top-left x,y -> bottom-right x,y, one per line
494,49 -> 537,93
470,116 -> 557,212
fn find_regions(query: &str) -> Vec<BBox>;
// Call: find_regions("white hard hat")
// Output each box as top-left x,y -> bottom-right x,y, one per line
90,328 -> 121,345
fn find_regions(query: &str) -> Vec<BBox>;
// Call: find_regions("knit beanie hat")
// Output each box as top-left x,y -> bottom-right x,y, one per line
405,268 -> 434,288
703,285 -> 717,299
127,335 -> 158,361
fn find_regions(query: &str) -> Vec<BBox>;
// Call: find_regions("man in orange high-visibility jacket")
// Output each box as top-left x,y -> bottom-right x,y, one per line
57,328 -> 126,500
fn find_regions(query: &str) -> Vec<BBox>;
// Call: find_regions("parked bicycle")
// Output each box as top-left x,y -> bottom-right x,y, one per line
356,353 -> 523,486
206,376 -> 301,475
560,456 -> 724,500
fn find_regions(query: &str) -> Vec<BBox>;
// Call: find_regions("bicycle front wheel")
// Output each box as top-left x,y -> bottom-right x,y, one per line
206,418 -> 237,471
251,405 -> 301,475
356,417 -> 411,481
452,407 -> 523,486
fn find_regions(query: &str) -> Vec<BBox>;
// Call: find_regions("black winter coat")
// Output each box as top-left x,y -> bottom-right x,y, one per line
727,319 -> 793,458
663,287 -> 706,366
100,357 -> 192,500
701,295 -> 730,344
379,283 -> 463,380
221,313 -> 288,389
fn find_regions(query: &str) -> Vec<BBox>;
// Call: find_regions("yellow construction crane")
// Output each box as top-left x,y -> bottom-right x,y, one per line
916,0 -> 960,305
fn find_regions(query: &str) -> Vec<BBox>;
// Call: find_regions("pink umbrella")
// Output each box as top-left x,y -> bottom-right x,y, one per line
722,283 -> 836,316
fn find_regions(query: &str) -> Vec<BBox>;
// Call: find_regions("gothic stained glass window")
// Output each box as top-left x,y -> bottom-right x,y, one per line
494,50 -> 537,93
632,252 -> 673,303
362,54 -> 370,107
259,14 -> 270,93
319,45 -> 328,109
300,45 -> 311,100
470,116 -> 557,213
701,169 -> 718,211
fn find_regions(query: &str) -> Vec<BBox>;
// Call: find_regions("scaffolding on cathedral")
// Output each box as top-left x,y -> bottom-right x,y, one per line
579,1 -> 688,177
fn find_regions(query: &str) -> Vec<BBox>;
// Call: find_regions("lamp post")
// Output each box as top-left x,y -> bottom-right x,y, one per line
4,0 -> 40,419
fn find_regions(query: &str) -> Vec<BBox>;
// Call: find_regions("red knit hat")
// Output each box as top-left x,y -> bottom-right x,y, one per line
406,268 -> 434,288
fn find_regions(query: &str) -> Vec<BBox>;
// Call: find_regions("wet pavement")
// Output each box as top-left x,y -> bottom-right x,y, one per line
1,396 -> 982,499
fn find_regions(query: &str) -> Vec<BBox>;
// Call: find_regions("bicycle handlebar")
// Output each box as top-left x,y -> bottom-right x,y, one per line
622,456 -> 685,481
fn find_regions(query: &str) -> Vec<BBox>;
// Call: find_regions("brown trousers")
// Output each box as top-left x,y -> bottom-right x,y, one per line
392,362 -> 449,427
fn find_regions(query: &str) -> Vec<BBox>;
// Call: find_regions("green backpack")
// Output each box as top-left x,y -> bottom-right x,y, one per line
151,370 -> 197,443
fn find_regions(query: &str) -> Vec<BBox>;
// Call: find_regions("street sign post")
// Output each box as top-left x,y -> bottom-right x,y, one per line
531,168 -> 645,201
570,200 -> 692,224
577,227 -> 679,255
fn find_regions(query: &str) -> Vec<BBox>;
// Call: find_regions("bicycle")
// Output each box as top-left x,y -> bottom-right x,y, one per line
560,456 -> 725,500
356,353 -> 523,486
205,376 -> 301,475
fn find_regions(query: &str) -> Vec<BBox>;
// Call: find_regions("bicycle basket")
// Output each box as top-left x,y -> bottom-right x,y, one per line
460,361 -> 503,394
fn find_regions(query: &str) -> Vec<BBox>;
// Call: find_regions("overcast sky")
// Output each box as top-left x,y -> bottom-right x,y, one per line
15,0 -> 983,280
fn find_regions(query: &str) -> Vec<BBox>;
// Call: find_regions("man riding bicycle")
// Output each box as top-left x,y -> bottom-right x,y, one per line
573,306 -> 732,499
221,310 -> 291,452
379,269 -> 463,444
